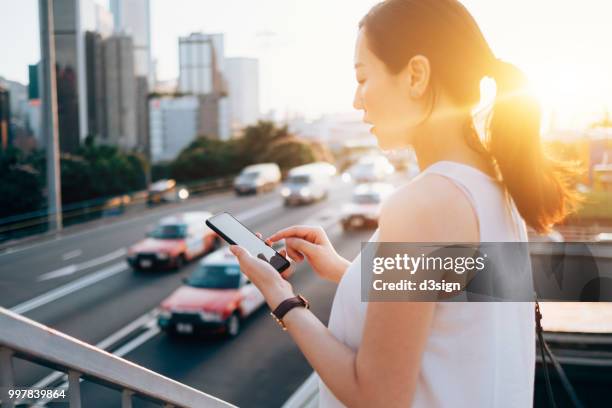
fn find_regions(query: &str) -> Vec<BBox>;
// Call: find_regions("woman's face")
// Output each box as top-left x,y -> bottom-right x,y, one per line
353,29 -> 431,150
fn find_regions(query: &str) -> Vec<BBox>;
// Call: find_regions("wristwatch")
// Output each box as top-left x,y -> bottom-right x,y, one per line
270,294 -> 310,330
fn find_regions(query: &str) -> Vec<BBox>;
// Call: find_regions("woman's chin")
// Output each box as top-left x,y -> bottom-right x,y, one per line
374,133 -> 406,151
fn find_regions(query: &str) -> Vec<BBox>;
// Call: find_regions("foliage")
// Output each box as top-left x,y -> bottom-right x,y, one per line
170,137 -> 243,182
168,120 -> 333,182
0,147 -> 45,219
60,139 -> 147,204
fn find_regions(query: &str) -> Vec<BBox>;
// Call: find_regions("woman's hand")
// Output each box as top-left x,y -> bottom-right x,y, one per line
229,244 -> 295,310
264,225 -> 350,284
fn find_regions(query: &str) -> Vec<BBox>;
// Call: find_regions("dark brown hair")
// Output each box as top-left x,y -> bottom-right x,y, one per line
359,0 -> 582,233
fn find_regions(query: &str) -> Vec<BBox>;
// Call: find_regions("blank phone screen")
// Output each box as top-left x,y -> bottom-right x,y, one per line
207,213 -> 289,272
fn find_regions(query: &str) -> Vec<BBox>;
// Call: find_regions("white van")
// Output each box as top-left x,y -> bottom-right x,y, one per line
281,162 -> 336,206
234,163 -> 282,195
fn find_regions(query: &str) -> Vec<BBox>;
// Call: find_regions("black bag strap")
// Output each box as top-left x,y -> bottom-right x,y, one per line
534,295 -> 584,408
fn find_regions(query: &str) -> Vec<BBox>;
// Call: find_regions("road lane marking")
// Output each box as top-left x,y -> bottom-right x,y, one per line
11,262 -> 128,314
29,311 -> 161,407
36,265 -> 79,281
113,325 -> 160,357
33,326 -> 162,407
61,249 -> 82,261
10,200 -> 284,315
235,200 -> 282,222
27,216 -> 349,404
28,309 -> 159,393
0,190 -> 236,257
27,201 -> 354,405
38,248 -> 127,281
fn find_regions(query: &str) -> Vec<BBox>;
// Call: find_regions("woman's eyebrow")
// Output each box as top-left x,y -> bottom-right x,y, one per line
354,62 -> 365,69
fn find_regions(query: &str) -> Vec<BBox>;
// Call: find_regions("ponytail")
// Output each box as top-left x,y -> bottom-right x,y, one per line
487,59 -> 583,233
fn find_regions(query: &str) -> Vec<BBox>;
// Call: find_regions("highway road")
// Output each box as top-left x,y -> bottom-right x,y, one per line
1,176 -> 397,407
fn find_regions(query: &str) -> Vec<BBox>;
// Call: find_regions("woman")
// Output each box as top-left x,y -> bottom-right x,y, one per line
229,0 -> 579,406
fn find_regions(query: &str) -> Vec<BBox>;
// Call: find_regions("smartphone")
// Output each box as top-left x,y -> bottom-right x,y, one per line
206,212 -> 291,273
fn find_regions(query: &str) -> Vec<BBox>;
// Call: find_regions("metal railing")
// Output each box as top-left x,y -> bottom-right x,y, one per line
0,307 -> 235,408
0,175 -> 237,245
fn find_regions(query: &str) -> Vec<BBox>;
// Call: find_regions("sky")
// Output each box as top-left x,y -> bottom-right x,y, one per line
2,0 -> 612,129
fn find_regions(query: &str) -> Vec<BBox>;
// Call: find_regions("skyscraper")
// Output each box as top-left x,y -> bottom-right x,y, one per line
85,31 -> 107,141
109,0 -> 152,85
51,0 -> 96,153
179,33 -> 225,95
104,35 -> 137,150
27,64 -> 43,148
0,85 -> 10,150
225,57 -> 260,135
109,0 -> 151,154
149,96 -> 199,162
178,33 -> 230,140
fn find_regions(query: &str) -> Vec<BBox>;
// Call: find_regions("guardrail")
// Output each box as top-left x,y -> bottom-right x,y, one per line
0,307 -> 235,408
0,175 -> 237,245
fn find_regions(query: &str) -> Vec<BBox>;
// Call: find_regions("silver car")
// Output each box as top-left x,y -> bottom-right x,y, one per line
340,183 -> 395,230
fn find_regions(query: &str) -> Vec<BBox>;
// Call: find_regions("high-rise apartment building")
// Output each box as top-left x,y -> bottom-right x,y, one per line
225,57 -> 260,134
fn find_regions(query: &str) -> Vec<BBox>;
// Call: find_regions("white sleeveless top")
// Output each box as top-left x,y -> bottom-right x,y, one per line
318,160 -> 535,407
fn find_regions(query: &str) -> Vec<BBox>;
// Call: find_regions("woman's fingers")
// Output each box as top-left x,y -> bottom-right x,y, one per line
266,225 -> 319,243
280,266 -> 294,280
255,232 -> 272,247
286,245 -> 304,262
285,237 -> 318,262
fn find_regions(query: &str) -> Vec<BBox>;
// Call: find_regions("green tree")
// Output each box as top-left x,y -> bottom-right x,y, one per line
259,137 -> 318,172
170,137 -> 242,182
167,120 -> 336,182
60,139 -> 147,204
0,147 -> 44,219
236,120 -> 291,162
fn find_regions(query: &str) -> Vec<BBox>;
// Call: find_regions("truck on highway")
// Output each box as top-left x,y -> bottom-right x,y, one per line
280,162 -> 336,206
233,163 -> 282,195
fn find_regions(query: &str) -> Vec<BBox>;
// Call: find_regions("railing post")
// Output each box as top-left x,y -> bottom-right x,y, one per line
68,371 -> 81,408
121,389 -> 133,408
0,347 -> 15,408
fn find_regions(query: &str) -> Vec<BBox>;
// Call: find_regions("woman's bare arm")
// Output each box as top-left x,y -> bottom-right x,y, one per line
275,175 -> 479,407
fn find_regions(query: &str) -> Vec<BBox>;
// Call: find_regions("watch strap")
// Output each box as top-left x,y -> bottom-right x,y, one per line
270,294 -> 309,330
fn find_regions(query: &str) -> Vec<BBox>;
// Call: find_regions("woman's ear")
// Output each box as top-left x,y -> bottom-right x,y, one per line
405,55 -> 431,99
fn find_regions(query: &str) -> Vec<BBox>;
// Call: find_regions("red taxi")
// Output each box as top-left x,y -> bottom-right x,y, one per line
127,211 -> 220,271
157,247 -> 266,337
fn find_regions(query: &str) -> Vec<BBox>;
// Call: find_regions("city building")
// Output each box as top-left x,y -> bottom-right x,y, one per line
0,85 -> 10,149
104,34 -> 137,150
85,31 -> 107,142
225,57 -> 260,135
178,32 -> 230,140
26,65 -> 43,148
149,95 -> 199,163
0,77 -> 32,151
51,0 -> 98,153
196,94 -> 227,139
109,0 -> 151,154
135,76 -> 150,155
179,33 -> 225,94
109,0 -> 152,86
